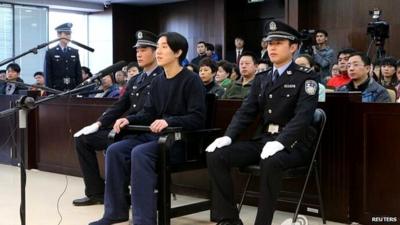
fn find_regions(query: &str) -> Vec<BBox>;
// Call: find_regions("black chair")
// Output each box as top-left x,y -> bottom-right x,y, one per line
237,108 -> 327,224
109,94 -> 221,225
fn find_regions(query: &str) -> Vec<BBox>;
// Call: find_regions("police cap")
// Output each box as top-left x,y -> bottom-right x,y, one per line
264,20 -> 301,42
133,30 -> 158,48
55,23 -> 73,33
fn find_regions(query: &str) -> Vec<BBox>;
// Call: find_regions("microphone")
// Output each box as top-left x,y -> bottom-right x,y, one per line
81,61 -> 127,85
70,40 -> 95,52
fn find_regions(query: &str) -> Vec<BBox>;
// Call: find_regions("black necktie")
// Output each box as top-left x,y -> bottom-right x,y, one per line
272,70 -> 279,84
139,72 -> 147,84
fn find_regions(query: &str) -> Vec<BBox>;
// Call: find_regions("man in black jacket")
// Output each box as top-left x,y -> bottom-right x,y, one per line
72,30 -> 162,206
206,20 -> 319,225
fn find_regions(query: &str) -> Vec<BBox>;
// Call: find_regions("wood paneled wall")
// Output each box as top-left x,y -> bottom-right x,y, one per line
299,0 -> 400,61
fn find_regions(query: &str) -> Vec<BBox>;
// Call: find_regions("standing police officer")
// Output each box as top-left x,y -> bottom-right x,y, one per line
72,30 -> 162,206
44,23 -> 82,90
206,20 -> 319,225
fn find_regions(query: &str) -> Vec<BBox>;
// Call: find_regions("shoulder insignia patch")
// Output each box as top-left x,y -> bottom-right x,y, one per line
305,80 -> 317,95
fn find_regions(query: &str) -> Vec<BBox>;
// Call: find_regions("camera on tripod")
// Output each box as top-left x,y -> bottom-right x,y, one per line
299,29 -> 315,55
366,9 -> 389,59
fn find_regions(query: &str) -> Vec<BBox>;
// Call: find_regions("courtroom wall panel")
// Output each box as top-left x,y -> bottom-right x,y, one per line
299,0 -> 400,60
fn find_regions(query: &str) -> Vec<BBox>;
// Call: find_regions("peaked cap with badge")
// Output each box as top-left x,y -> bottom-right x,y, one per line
133,30 -> 158,48
55,23 -> 73,33
264,20 -> 301,42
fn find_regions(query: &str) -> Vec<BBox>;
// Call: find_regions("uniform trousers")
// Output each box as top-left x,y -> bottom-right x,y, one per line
75,129 -> 111,199
207,137 -> 312,225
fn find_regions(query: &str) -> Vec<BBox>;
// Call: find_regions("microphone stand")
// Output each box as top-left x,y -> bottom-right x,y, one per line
0,81 -> 97,225
1,80 -> 63,95
0,38 -> 62,67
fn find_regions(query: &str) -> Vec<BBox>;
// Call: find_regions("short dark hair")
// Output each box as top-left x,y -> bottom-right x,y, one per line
6,63 -> 21,73
380,56 -> 397,68
186,63 -> 199,73
315,29 -> 328,37
197,41 -> 206,46
297,54 -> 315,67
205,43 -> 215,51
199,57 -> 217,73
232,64 -> 241,80
34,71 -> 44,77
81,66 -> 92,77
257,58 -> 273,67
348,52 -> 371,65
337,48 -> 356,59
235,36 -> 244,41
396,60 -> 400,68
238,51 -> 258,64
217,60 -> 233,75
0,70 -> 6,74
126,61 -> 140,71
158,32 -> 188,64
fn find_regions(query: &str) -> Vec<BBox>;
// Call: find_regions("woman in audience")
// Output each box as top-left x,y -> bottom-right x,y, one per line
81,66 -> 92,81
92,74 -> 119,98
126,61 -> 141,81
215,60 -> 233,89
379,56 -> 398,95
199,57 -> 225,98
395,60 -> 400,101
230,64 -> 241,81
295,54 -> 326,102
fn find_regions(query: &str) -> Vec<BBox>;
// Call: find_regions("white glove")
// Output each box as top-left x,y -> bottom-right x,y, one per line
260,141 -> 284,159
73,122 -> 100,137
205,136 -> 232,152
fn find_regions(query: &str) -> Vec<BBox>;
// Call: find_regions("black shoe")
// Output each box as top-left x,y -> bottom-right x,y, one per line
73,196 -> 104,206
216,219 -> 243,225
88,217 -> 128,225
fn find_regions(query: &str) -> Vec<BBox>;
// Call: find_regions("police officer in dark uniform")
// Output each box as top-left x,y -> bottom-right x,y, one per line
72,30 -> 162,206
44,23 -> 82,90
206,20 -> 319,225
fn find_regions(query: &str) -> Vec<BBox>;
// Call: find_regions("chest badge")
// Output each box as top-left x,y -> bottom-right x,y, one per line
284,84 -> 296,88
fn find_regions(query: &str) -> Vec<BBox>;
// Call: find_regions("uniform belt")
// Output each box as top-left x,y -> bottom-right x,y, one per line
265,123 -> 281,134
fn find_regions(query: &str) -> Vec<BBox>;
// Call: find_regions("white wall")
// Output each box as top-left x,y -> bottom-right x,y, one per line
88,9 -> 113,73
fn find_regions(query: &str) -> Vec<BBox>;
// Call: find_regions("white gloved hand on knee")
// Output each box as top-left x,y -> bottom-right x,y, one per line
73,122 -> 100,137
205,136 -> 232,152
260,141 -> 284,159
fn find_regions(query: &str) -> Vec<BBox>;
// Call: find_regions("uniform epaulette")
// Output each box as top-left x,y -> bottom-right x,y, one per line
295,66 -> 312,74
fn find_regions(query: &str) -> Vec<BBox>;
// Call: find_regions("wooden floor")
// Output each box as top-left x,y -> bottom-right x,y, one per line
0,164 -> 345,225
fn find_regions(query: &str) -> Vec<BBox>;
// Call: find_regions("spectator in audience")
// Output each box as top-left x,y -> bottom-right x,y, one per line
230,64 -> 241,81
126,61 -> 141,81
92,74 -> 119,98
89,31 -> 206,225
226,36 -> 246,64
30,71 -> 47,96
326,48 -> 355,89
215,60 -> 233,89
186,63 -> 199,74
337,52 -> 390,103
72,30 -> 163,208
312,29 -> 335,83
0,63 -> 26,95
81,66 -> 92,81
257,58 -> 272,73
206,20 -> 318,225
206,43 -> 220,61
222,51 -> 257,99
260,37 -> 268,60
395,60 -> 400,100
330,63 -> 339,77
0,70 -> 6,81
114,70 -> 128,96
379,56 -> 398,93
295,54 -> 326,102
190,41 -> 207,66
199,57 -> 225,98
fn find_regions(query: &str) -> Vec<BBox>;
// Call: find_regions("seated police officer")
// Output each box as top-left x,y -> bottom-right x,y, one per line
206,20 -> 319,225
72,30 -> 162,206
